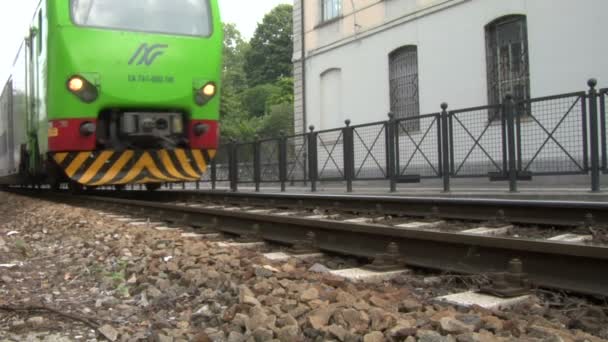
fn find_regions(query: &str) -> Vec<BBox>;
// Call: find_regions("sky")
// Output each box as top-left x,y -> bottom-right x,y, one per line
0,0 -> 291,85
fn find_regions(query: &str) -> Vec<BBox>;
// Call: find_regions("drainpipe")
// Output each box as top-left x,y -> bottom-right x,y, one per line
301,0 -> 307,134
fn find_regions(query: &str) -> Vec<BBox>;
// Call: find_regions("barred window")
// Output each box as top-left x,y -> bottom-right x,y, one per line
322,0 -> 342,22
389,46 -> 420,131
486,15 -> 530,120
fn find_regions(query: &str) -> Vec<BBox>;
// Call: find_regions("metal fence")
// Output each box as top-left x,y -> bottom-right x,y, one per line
600,88 -> 608,174
185,79 -> 606,193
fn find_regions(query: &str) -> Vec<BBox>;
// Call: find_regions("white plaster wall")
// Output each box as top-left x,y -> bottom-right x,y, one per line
303,0 -> 607,176
305,0 -> 608,127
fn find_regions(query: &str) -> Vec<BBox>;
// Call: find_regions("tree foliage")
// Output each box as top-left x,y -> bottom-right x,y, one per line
222,23 -> 249,94
220,5 -> 295,143
244,4 -> 294,87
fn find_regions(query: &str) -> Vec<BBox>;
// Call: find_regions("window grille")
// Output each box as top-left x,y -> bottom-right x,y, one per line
389,46 -> 420,132
486,15 -> 530,120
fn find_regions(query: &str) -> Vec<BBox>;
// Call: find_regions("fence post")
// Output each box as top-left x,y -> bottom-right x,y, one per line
211,151 -> 217,191
343,119 -> 354,193
254,137 -> 261,192
440,103 -> 451,193
387,113 -> 397,193
504,95 -> 518,193
279,132 -> 287,192
588,78 -> 601,192
307,125 -> 318,192
229,140 -> 238,192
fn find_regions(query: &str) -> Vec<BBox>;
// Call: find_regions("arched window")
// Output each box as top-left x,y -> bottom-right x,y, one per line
389,45 -> 419,131
485,15 -> 530,120
320,68 -> 342,130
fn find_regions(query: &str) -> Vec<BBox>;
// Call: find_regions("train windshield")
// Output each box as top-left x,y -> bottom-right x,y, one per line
70,0 -> 212,37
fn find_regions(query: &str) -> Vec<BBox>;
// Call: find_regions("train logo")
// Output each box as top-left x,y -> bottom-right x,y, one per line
128,43 -> 169,66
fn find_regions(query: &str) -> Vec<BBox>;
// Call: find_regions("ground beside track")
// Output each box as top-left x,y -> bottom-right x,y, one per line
0,192 -> 606,342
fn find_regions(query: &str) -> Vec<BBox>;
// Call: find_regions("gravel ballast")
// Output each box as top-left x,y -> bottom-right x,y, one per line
0,192 -> 606,342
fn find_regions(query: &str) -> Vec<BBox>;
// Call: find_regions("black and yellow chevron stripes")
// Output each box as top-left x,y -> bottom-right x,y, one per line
52,149 -> 216,186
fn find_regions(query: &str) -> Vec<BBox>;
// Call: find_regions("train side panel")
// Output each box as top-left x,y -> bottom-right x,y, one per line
0,43 -> 29,184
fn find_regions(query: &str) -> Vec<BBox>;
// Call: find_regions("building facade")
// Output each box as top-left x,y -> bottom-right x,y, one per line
292,0 -> 608,133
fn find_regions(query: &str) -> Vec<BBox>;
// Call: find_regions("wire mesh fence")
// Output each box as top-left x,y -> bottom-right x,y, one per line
352,122 -> 387,180
449,104 -> 506,177
286,134 -> 308,184
194,81 -> 604,192
260,139 -> 281,182
214,145 -> 230,182
316,128 -> 344,181
396,113 -> 441,179
236,143 -> 255,184
601,89 -> 608,173
516,92 -> 588,175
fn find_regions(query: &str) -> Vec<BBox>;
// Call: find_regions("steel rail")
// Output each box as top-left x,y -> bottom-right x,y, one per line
37,192 -> 608,297
96,190 -> 608,227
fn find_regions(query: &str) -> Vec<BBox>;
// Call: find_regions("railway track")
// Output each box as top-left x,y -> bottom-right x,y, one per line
8,188 -> 608,299
94,190 -> 608,227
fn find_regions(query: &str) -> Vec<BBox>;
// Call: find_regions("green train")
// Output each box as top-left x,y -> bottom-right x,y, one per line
0,0 -> 223,190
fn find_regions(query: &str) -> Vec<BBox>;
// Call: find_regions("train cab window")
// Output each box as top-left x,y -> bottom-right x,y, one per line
70,0 -> 212,37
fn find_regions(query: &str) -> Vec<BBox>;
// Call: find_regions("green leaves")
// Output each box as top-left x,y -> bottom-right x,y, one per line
221,5 -> 294,143
244,4 -> 294,87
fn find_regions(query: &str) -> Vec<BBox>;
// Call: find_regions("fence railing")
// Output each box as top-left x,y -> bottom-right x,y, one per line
177,79 -> 607,193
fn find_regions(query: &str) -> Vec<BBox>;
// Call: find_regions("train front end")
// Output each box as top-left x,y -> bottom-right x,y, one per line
47,0 -> 222,188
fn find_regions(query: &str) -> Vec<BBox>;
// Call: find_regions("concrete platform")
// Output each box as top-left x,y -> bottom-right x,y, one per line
183,179 -> 608,202
435,291 -> 530,310
329,268 -> 409,283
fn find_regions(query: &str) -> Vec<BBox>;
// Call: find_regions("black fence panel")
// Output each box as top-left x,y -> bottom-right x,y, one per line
516,92 -> 588,176
316,128 -> 345,181
601,89 -> 608,173
214,145 -> 230,182
395,113 -> 441,179
260,139 -> 281,182
286,134 -> 308,183
449,104 -> 506,178
236,143 -> 255,183
351,122 -> 387,180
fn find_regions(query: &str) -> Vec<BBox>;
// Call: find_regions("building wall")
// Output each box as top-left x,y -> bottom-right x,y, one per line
296,0 -> 608,130
292,0 -> 305,134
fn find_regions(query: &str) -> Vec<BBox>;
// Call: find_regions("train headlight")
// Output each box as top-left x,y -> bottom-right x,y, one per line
68,77 -> 84,92
195,82 -> 217,106
67,75 -> 98,103
202,83 -> 216,97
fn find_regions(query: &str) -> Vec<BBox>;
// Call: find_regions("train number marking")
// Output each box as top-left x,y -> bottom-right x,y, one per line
127,75 -> 175,84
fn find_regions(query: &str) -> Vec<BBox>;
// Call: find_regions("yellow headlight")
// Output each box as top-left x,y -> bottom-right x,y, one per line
68,77 -> 84,92
202,83 -> 216,97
